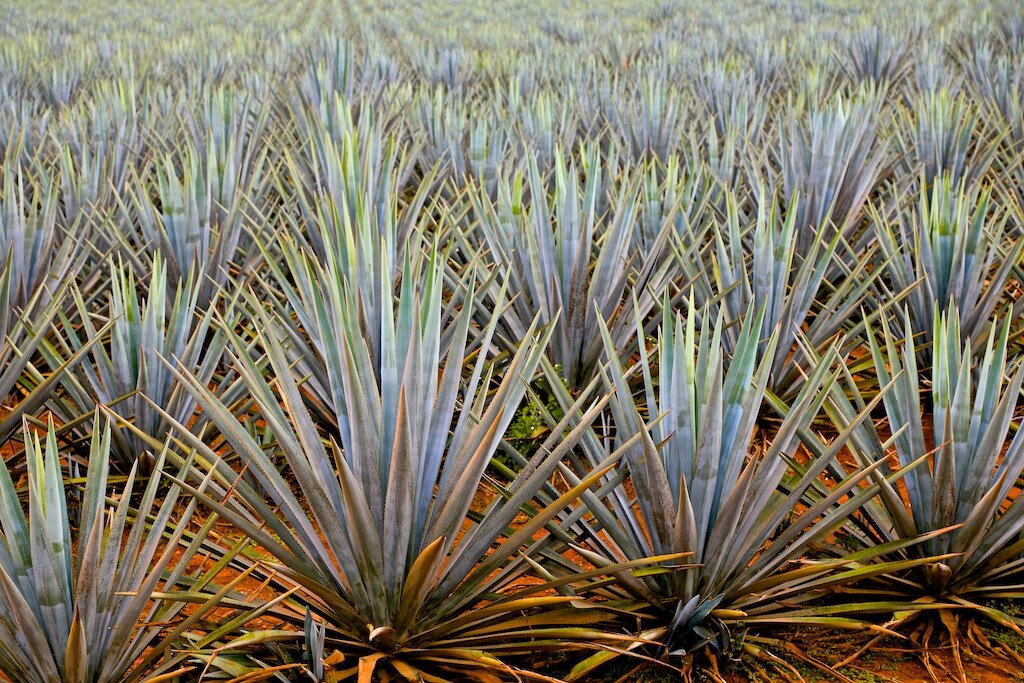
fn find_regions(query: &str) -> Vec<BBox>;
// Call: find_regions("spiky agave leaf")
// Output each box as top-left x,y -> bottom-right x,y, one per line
0,415 -> 234,683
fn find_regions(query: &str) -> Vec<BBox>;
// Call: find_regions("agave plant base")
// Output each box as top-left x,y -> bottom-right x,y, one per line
820,607 -> 1024,683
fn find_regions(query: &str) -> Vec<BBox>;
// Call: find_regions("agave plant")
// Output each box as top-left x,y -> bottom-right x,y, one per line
118,132 -> 263,306
636,155 -> 717,253
41,255 -> 239,472
183,87 -> 270,206
874,173 -> 1024,346
296,39 -> 373,110
691,65 -> 770,195
0,157 -> 85,314
607,71 -> 685,160
959,41 -> 1024,147
160,269 -> 658,680
55,79 -> 148,235
506,85 -> 579,170
824,309 -> 1024,606
456,147 -> 676,388
839,27 -> 915,87
895,89 -> 999,189
680,186 -> 883,398
788,307 -> 1024,678
777,93 -> 891,253
414,87 -> 507,192
257,228 -> 464,437
280,93 -> 436,266
556,300 -> 934,678
0,158 -> 97,444
0,416 -> 237,682
0,262 -> 100,446
260,99 -> 440,385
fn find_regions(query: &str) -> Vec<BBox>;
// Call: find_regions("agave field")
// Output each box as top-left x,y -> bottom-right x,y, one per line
4,0 -> 1024,681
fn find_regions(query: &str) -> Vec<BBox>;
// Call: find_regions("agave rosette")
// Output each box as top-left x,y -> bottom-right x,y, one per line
159,259 -> 666,680
0,415 -> 246,682
817,308 -> 1024,619
553,300 -> 933,678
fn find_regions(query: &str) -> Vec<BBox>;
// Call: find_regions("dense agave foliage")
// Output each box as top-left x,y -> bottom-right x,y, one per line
0,0 -> 1023,681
